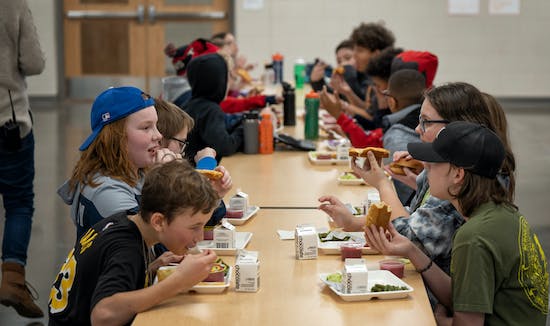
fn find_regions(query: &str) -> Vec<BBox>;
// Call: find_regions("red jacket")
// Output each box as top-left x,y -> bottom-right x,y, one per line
220,95 -> 266,114
337,113 -> 383,148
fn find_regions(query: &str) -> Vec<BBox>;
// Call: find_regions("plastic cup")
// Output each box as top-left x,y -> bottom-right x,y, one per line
379,259 -> 405,278
203,227 -> 214,240
340,243 -> 363,261
226,209 -> 244,218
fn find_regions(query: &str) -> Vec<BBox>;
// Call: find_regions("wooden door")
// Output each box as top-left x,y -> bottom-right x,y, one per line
63,0 -> 230,99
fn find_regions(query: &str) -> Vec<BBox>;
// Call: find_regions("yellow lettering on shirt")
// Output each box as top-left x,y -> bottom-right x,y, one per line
49,249 -> 77,313
518,215 -> 549,314
79,228 -> 98,254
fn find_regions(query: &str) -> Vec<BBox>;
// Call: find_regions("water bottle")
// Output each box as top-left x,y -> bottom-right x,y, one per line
263,63 -> 275,87
272,53 -> 284,84
243,112 -> 259,154
304,91 -> 320,140
294,58 -> 306,89
259,113 -> 274,154
282,82 -> 296,126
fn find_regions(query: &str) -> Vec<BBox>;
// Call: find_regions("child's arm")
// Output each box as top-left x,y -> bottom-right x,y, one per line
351,151 -> 409,219
91,250 -> 217,326
201,109 -> 243,157
364,223 -> 452,309
318,195 -> 364,231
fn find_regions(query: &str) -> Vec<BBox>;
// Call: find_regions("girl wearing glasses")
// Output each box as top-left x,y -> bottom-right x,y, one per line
365,122 -> 547,325
320,82 -> 516,279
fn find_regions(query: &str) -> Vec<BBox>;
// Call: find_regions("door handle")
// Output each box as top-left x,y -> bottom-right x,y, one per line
148,5 -> 226,24
66,5 -> 145,23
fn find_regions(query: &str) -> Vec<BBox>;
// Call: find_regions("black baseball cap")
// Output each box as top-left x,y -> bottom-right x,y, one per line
407,121 -> 505,178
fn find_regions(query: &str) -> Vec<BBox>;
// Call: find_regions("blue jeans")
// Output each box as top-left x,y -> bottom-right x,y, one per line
0,132 -> 35,266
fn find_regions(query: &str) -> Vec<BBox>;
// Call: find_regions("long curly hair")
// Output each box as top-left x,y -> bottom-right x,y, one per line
69,118 -> 141,192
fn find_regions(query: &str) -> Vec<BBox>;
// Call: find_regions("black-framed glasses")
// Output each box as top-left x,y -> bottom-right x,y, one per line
381,89 -> 398,105
418,116 -> 450,132
170,137 -> 189,154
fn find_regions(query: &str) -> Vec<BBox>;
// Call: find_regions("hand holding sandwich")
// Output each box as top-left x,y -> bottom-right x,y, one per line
364,219 -> 413,258
385,151 -> 422,190
351,150 -> 392,190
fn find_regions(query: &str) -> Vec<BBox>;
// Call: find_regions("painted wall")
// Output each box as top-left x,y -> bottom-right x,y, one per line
27,0 -> 58,97
235,0 -> 550,97
28,0 -> 550,97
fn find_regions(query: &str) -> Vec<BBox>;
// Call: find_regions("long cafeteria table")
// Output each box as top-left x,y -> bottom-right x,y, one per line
133,114 -> 435,325
132,208 -> 436,325
221,149 -> 373,208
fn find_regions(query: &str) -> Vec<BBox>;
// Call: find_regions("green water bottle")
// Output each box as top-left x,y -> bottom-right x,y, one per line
304,91 -> 320,140
294,58 -> 306,89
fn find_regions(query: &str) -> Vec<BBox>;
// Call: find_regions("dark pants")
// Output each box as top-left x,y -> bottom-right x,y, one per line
0,132 -> 35,266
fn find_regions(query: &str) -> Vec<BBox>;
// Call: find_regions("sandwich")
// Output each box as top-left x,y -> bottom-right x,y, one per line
366,202 -> 392,230
196,169 -> 223,180
348,147 -> 390,160
389,158 -> 424,175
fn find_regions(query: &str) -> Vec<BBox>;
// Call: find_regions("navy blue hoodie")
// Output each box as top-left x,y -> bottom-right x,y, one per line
183,53 -> 243,163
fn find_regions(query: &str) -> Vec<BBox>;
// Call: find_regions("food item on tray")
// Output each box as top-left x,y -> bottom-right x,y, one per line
333,66 -> 345,75
370,283 -> 408,292
326,272 -> 342,283
340,172 -> 360,180
225,209 -> 244,219
318,231 -> 351,242
196,169 -> 223,180
348,147 -> 390,160
315,152 -> 337,160
389,158 -> 424,175
340,243 -> 363,261
203,261 -> 229,282
156,265 -> 176,282
203,226 -> 214,240
157,258 -> 229,283
379,259 -> 405,278
365,202 -> 391,230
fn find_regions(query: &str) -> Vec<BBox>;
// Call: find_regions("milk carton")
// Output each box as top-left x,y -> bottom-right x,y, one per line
213,219 -> 236,249
235,250 -> 260,292
362,191 -> 380,213
342,258 -> 369,294
295,225 -> 318,260
229,190 -> 249,212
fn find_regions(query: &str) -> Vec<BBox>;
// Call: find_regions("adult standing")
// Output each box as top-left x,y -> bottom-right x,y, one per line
0,0 -> 45,318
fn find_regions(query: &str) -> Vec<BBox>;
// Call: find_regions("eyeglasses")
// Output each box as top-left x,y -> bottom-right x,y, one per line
170,137 -> 189,154
381,89 -> 398,107
418,116 -> 450,132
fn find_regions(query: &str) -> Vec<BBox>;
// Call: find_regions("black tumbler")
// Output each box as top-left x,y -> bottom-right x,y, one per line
282,82 -> 296,126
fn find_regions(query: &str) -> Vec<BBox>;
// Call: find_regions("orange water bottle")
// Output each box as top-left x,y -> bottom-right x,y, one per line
259,113 -> 274,154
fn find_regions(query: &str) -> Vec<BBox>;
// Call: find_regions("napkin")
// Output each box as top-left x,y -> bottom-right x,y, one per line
277,230 -> 295,240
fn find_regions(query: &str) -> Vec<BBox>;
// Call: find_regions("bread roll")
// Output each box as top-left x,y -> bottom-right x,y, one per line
365,202 -> 392,230
348,147 -> 390,159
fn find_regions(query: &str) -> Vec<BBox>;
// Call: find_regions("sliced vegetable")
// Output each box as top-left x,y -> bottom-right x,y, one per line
370,283 -> 408,292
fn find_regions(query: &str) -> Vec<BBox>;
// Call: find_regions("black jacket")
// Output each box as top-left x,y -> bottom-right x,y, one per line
183,53 -> 243,163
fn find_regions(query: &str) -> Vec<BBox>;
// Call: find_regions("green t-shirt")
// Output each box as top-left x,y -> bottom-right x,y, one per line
451,202 -> 548,325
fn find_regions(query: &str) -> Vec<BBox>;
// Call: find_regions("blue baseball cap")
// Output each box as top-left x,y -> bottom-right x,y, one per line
79,86 -> 155,151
